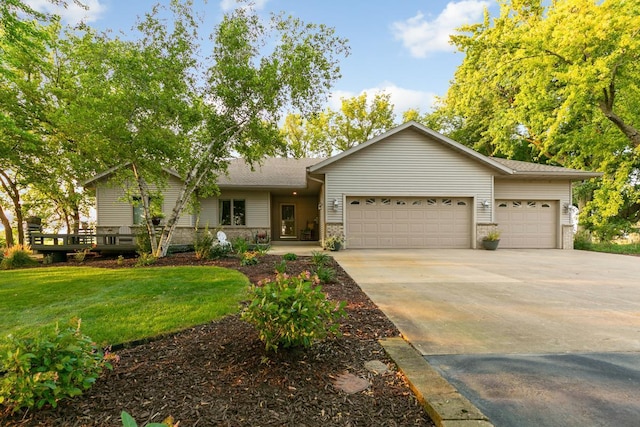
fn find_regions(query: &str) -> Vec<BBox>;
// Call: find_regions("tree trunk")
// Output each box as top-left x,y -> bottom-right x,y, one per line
0,204 -> 14,247
0,170 -> 24,245
600,78 -> 640,148
131,163 -> 159,254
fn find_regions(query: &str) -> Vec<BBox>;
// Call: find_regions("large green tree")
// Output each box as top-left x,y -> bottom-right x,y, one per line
280,92 -> 395,157
433,0 -> 640,239
60,1 -> 348,256
0,1 -> 58,245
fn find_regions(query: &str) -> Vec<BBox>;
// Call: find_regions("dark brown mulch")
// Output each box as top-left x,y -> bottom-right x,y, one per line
2,253 -> 434,427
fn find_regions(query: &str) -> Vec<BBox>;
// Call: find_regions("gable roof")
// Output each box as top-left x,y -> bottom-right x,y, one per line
308,121 -> 513,174
308,121 -> 601,180
83,163 -> 182,188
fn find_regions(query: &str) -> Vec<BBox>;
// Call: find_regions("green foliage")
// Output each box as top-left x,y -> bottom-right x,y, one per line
310,250 -> 330,267
116,255 -> 125,266
1,244 -> 37,270
280,92 -> 395,157
232,237 -> 249,255
274,260 -> 287,274
436,0 -> 640,237
240,251 -> 259,266
73,248 -> 91,263
0,319 -> 110,413
254,244 -> 270,256
121,410 -> 175,427
194,228 -> 216,260
242,272 -> 346,352
135,252 -> 157,267
210,243 -> 232,260
313,265 -> 336,284
483,230 -> 501,241
283,253 -> 297,261
135,227 -> 153,254
323,235 -> 344,251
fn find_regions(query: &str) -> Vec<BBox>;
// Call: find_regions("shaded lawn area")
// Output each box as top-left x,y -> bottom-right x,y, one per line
0,266 -> 249,346
575,241 -> 640,255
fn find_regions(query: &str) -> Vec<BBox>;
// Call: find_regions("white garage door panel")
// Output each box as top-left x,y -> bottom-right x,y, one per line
496,200 -> 557,249
346,197 -> 471,249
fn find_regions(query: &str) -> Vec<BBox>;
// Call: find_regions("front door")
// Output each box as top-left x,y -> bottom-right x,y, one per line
280,204 -> 296,239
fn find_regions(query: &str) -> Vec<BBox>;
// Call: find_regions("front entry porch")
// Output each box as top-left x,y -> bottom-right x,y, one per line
271,195 -> 320,242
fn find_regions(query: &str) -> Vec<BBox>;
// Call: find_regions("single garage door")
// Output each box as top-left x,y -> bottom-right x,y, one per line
496,200 -> 557,248
346,197 -> 471,248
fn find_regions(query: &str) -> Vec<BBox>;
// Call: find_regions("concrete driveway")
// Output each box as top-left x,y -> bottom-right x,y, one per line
333,249 -> 640,427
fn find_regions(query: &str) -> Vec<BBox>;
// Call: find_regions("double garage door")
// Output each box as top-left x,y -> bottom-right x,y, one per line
346,197 -> 471,249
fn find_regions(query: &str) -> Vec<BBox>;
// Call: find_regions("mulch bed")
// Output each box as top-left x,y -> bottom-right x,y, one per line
2,253 -> 434,426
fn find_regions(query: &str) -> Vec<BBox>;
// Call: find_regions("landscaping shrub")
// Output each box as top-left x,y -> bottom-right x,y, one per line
0,244 -> 37,270
232,237 -> 249,255
310,250 -> 330,267
240,250 -> 259,266
242,272 -> 346,352
314,264 -> 336,284
274,259 -> 287,274
210,243 -> 232,259
74,248 -> 91,263
194,227 -> 215,260
283,253 -> 297,261
0,319 -> 111,413
573,230 -> 593,250
135,252 -> 157,267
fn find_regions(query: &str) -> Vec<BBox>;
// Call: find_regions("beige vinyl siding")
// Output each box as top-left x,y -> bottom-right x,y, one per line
163,176 -> 193,227
96,184 -> 131,226
321,128 -> 494,223
96,176 -> 193,227
197,191 -> 270,228
494,179 -> 572,225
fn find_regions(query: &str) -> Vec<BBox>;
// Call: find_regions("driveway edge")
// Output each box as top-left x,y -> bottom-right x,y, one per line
380,337 -> 493,427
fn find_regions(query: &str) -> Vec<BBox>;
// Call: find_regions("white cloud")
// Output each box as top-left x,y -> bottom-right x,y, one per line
220,0 -> 269,12
24,0 -> 106,24
329,83 -> 437,119
391,0 -> 489,58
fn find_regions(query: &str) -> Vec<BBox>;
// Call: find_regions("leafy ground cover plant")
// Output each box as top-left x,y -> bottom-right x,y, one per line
135,252 -> 157,267
310,250 -> 330,267
121,411 -> 176,427
0,245 -> 37,270
274,259 -> 287,274
313,264 -> 336,284
240,251 -> 259,266
283,253 -> 297,261
0,319 -> 110,413
241,272 -> 346,352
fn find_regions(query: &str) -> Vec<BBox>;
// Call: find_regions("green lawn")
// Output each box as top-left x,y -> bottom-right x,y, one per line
575,241 -> 640,255
0,266 -> 249,346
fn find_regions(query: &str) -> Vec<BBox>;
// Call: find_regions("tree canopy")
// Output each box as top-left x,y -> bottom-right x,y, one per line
431,0 -> 640,239
280,92 -> 395,157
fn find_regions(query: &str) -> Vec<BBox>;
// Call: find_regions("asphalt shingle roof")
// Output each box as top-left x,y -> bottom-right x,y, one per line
217,157 -> 325,188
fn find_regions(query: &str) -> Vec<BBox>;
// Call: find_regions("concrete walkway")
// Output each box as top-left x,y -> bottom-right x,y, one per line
333,249 -> 640,427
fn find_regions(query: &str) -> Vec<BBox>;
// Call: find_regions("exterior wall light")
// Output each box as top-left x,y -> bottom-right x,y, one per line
332,199 -> 339,211
481,199 -> 490,208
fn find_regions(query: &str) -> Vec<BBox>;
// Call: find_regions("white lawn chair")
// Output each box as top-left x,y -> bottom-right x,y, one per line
216,231 -> 232,250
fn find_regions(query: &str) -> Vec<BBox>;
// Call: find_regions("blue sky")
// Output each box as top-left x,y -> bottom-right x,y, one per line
26,0 -> 496,117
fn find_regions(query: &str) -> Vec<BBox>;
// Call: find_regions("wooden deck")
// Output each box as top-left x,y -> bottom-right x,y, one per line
29,232 -> 138,254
